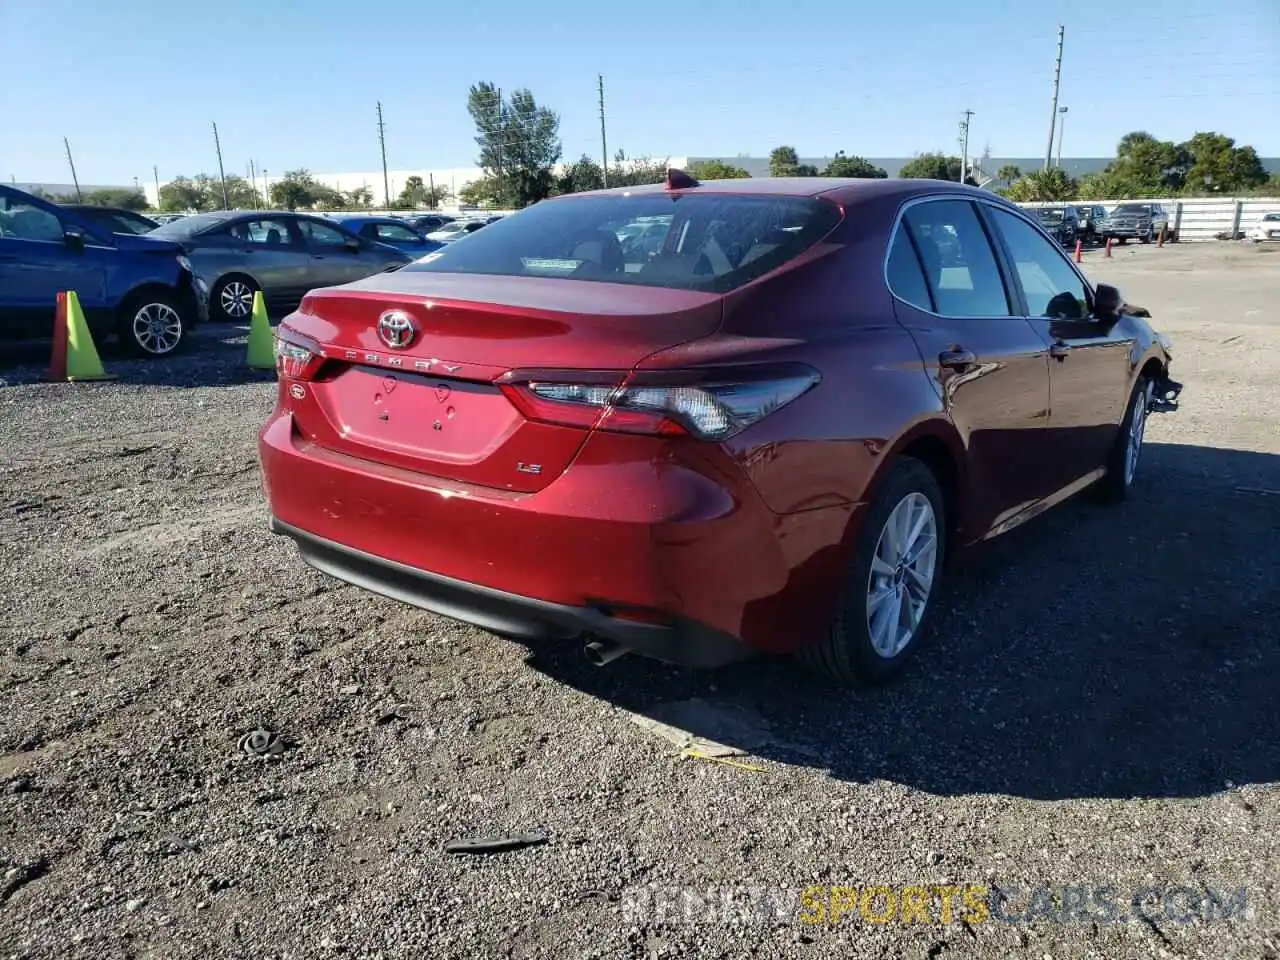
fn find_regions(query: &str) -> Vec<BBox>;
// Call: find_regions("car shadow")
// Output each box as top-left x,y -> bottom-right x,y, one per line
0,321 -> 278,389
517,442 -> 1280,801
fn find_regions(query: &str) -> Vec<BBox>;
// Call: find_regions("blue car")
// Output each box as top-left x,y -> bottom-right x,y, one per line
0,185 -> 206,358
330,215 -> 443,257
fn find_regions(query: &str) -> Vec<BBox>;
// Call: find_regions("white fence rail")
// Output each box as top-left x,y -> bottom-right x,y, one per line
1016,198 -> 1278,241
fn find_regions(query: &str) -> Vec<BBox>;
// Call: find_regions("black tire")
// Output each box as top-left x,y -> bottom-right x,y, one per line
799,457 -> 948,687
116,290 -> 188,358
210,274 -> 259,323
1090,376 -> 1150,504
1140,228 -> 1153,244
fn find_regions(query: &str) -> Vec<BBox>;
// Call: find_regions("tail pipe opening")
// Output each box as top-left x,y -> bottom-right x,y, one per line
584,639 -> 630,667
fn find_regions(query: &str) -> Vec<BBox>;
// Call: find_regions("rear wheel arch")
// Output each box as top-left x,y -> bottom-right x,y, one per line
862,422 -> 966,558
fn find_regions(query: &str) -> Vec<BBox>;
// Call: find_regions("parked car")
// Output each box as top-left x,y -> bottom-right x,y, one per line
403,213 -> 455,233
1246,211 -> 1280,243
60,205 -> 160,236
258,175 -> 1179,687
152,214 -> 188,226
330,215 -> 444,256
149,210 -> 412,322
1100,203 -> 1174,244
1032,205 -> 1080,246
0,184 -> 205,357
1076,204 -> 1109,242
426,219 -> 490,243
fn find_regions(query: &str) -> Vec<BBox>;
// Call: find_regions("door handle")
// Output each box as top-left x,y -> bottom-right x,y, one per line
938,348 -> 977,370
1049,342 -> 1071,361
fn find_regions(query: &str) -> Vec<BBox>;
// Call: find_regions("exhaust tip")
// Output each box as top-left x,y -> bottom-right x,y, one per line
584,639 -> 628,667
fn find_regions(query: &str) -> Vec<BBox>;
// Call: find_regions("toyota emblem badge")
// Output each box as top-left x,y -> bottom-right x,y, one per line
377,310 -> 416,349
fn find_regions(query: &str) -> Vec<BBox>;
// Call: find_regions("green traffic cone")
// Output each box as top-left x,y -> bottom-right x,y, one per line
246,291 -> 276,371
65,290 -> 115,381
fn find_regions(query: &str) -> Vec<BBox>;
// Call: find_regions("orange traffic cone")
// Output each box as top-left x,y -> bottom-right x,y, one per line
39,292 -> 70,382
1073,239 -> 1082,263
40,290 -> 115,382
1104,238 -> 1112,259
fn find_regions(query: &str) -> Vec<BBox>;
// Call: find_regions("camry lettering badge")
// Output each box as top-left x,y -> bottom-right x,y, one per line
377,310 -> 416,349
434,384 -> 451,403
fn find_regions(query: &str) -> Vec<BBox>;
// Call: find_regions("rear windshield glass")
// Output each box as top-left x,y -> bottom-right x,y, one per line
148,213 -> 232,238
1037,208 -> 1065,219
399,193 -> 842,293
1111,204 -> 1152,215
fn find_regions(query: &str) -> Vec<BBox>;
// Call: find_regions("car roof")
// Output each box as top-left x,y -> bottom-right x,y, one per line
554,176 -> 1014,207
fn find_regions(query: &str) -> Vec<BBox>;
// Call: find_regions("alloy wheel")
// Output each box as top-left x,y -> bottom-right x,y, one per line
132,303 -> 183,355
865,492 -> 939,659
220,281 -> 254,319
1124,389 -> 1148,486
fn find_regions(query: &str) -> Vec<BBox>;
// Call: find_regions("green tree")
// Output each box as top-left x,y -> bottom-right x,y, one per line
1005,168 -> 1077,202
687,159 -> 751,180
80,188 -> 149,210
346,185 -> 374,208
997,164 -> 1022,183
769,146 -> 798,176
608,150 -> 669,187
467,81 -> 562,208
158,176 -> 212,213
458,177 -> 502,207
558,155 -> 605,194
394,175 -> 451,209
218,175 -> 260,209
1182,132 -> 1268,194
270,169 -> 319,211
898,153 -> 973,183
822,152 -> 887,178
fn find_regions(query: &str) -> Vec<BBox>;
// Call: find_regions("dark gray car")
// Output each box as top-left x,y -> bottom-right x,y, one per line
149,211 -> 411,321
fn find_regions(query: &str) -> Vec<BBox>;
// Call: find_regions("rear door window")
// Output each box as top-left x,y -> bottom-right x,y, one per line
230,218 -> 297,246
401,193 -> 842,293
902,200 -> 1010,317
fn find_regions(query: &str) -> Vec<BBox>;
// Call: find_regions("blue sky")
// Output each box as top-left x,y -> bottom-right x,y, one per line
2,0 -> 1277,185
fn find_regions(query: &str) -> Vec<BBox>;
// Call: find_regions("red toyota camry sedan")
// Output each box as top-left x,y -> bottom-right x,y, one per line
258,173 -> 1179,686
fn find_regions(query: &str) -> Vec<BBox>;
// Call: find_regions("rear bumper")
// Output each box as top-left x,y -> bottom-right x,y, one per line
258,412 -> 853,664
269,517 -> 751,667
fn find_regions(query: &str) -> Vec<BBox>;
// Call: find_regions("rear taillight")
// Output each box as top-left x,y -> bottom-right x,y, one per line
497,364 -> 820,440
274,329 -> 326,380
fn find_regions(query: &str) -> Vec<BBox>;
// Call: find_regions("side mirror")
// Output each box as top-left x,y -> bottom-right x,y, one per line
1092,283 -> 1122,321
343,237 -> 361,252
64,227 -> 86,252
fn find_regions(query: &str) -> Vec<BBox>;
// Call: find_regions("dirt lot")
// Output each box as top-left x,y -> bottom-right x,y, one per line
2,241 -> 1277,960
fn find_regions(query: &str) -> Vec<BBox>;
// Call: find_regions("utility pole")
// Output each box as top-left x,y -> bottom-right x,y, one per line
212,122 -> 229,209
63,138 -> 82,201
495,86 -> 504,209
1045,24 -> 1065,171
428,172 -> 437,210
376,102 -> 391,209
958,110 -> 974,185
153,165 -> 161,208
1056,106 -> 1069,168
248,159 -> 258,205
598,74 -> 609,188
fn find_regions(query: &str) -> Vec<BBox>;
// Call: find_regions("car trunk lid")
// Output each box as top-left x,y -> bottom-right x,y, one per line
279,271 -> 723,492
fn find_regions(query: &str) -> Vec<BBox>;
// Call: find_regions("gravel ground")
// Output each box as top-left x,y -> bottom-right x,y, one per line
2,241 -> 1278,960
